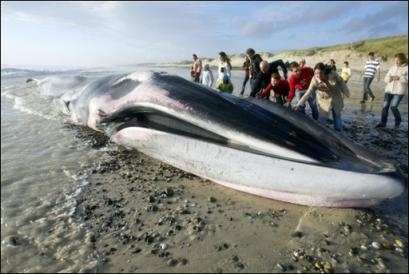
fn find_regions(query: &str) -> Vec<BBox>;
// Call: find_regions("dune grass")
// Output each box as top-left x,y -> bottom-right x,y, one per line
295,35 -> 408,60
177,35 -> 408,65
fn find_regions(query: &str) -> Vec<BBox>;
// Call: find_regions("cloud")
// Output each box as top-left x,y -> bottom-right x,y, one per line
77,1 -> 124,31
367,21 -> 401,37
302,1 -> 357,21
235,1 -> 357,38
2,10 -> 78,27
2,1 -> 407,67
339,2 -> 408,35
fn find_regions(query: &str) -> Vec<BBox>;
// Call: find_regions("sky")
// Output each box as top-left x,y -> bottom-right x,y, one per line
1,1 -> 408,68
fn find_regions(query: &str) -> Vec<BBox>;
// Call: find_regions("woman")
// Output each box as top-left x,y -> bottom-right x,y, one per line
296,63 -> 350,133
376,53 -> 408,128
217,51 -> 232,80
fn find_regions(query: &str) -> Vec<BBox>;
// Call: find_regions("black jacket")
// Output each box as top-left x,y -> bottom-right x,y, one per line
250,60 -> 288,97
250,54 -> 263,77
269,59 -> 288,80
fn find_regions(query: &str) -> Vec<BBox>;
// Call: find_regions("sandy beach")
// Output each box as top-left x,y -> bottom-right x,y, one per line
71,76 -> 408,273
2,2 -> 407,272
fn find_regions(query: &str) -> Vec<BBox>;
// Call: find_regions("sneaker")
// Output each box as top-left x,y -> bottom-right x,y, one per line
369,96 -> 375,103
375,123 -> 385,128
360,100 -> 366,104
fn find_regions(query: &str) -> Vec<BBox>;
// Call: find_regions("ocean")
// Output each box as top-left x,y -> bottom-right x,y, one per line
1,65 -> 407,272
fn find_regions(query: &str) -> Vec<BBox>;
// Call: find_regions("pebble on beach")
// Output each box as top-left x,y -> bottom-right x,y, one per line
71,115 -> 408,273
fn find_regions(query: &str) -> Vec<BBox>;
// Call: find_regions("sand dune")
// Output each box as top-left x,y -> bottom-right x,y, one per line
201,49 -> 386,73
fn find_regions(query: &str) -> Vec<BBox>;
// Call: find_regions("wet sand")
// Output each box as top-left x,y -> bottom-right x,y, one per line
72,108 -> 408,273
71,73 -> 408,273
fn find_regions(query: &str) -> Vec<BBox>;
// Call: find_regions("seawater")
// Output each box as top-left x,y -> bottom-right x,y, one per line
0,66 -> 200,272
1,72 -> 100,272
1,65 -> 407,272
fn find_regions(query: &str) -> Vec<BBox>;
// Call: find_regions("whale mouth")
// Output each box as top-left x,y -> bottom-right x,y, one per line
99,103 -> 398,177
102,106 -> 229,146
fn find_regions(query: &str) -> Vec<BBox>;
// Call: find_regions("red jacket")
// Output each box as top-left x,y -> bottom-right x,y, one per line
287,67 -> 314,103
260,79 -> 289,99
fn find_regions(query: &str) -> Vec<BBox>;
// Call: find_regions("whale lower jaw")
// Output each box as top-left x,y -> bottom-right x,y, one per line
112,127 -> 404,208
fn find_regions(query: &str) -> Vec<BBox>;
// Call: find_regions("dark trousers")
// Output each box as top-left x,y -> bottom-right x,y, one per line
363,77 -> 375,101
249,78 -> 256,97
381,93 -> 404,126
241,74 -> 249,94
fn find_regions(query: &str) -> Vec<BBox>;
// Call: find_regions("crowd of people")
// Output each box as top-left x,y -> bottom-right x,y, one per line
190,50 -> 408,133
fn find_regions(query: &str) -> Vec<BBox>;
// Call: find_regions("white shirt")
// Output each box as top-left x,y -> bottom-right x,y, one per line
201,70 -> 214,87
218,62 -> 231,80
363,59 -> 380,78
384,64 -> 408,95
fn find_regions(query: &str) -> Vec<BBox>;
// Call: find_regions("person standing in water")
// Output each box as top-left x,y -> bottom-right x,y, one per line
245,48 -> 263,94
217,51 -> 232,80
191,54 -> 202,83
201,64 -> 214,87
240,55 -> 251,96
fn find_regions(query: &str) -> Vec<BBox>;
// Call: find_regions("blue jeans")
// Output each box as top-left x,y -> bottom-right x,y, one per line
381,93 -> 404,126
295,90 -> 319,120
319,108 -> 343,133
363,77 -> 375,101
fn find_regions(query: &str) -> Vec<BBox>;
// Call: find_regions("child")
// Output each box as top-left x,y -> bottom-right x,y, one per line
258,73 -> 289,105
201,64 -> 214,87
216,73 -> 234,93
341,61 -> 352,83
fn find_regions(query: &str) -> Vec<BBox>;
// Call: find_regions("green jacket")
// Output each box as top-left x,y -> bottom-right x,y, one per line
216,82 -> 233,93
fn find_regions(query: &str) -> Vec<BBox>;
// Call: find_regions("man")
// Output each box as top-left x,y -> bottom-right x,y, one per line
191,54 -> 202,83
249,60 -> 271,97
250,60 -> 288,97
361,52 -> 380,103
285,61 -> 319,120
245,48 -> 263,93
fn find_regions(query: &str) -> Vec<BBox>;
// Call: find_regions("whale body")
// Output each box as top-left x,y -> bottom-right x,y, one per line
51,71 -> 404,207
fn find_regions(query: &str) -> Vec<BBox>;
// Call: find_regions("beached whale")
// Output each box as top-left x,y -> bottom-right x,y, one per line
51,71 -> 404,207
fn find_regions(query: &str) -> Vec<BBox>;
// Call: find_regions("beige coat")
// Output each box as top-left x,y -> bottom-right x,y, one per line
297,72 -> 350,117
384,64 -> 408,95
